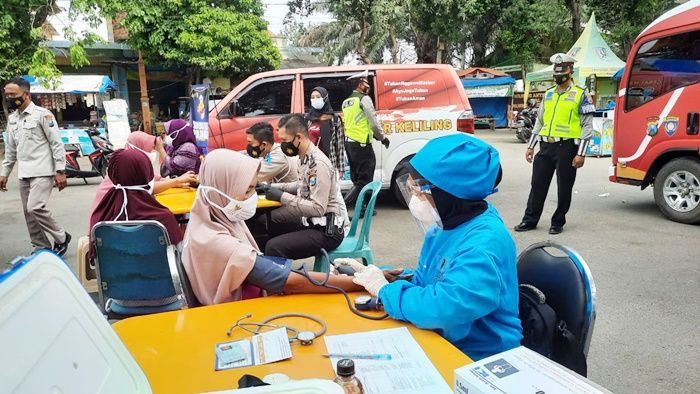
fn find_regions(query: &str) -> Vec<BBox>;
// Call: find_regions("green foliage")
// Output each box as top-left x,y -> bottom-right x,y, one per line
491,0 -> 573,66
78,0 -> 281,77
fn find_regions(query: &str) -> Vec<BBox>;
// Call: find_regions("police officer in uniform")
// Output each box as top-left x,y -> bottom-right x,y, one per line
514,53 -> 595,234
245,122 -> 298,183
0,77 -> 72,255
263,114 -> 345,259
342,70 -> 390,217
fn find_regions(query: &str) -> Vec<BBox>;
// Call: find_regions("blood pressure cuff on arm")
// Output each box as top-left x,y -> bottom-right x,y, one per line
246,255 -> 293,294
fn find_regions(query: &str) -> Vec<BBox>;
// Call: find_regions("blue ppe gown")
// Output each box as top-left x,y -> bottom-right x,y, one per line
378,204 -> 523,361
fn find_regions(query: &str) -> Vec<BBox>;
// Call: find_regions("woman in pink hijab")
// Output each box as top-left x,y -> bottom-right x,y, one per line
88,131 -> 198,220
182,149 -> 361,305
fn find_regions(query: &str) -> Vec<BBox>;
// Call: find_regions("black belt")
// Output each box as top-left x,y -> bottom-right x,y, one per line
539,136 -> 580,144
345,137 -> 370,145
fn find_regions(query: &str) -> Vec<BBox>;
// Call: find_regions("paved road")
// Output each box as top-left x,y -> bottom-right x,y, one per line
1,129 -> 698,393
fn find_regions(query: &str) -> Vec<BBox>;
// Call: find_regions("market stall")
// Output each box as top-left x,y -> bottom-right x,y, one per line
22,75 -> 116,154
460,68 -> 516,128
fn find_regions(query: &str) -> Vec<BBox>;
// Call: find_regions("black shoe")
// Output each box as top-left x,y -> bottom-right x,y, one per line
513,222 -> 536,232
53,232 -> 72,257
549,226 -> 563,235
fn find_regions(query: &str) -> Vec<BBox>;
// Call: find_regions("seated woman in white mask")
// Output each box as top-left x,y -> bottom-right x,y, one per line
89,131 -> 197,217
181,149 -> 360,305
88,149 -> 184,257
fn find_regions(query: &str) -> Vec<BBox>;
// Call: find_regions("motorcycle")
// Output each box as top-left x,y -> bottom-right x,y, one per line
515,99 -> 539,143
65,128 -> 114,184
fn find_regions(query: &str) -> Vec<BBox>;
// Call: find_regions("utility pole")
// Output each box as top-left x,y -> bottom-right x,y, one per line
138,50 -> 152,133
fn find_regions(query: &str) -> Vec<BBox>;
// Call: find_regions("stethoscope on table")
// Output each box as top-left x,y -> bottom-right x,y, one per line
226,313 -> 326,346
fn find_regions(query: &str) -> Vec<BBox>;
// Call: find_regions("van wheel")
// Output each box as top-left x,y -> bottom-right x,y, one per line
392,165 -> 409,208
653,158 -> 700,224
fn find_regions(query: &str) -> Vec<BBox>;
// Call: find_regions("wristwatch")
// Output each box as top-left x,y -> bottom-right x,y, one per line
56,170 -> 65,175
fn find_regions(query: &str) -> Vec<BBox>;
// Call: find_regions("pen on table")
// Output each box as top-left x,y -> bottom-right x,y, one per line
322,353 -> 393,360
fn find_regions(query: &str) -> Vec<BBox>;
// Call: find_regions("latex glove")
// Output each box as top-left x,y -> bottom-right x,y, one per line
333,258 -> 368,274
381,137 -> 390,149
256,183 -> 270,194
265,186 -> 284,202
352,265 -> 389,297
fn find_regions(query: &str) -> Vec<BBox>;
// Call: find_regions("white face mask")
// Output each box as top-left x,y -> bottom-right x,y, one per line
408,195 -> 441,232
199,185 -> 258,222
112,178 -> 155,221
127,143 -> 161,178
165,124 -> 187,146
310,97 -> 325,110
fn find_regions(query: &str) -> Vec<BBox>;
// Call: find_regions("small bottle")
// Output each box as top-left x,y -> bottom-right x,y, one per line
333,358 -> 364,394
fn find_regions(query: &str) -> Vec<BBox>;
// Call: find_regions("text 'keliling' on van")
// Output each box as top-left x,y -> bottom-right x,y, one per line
611,0 -> 700,224
208,64 -> 474,203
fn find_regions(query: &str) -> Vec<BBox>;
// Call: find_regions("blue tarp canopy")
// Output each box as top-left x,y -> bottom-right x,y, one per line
612,67 -> 624,81
469,97 -> 510,128
461,76 -> 516,88
22,75 -> 116,94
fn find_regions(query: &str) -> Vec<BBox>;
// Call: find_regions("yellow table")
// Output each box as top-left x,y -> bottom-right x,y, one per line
155,188 -> 281,215
113,293 -> 472,393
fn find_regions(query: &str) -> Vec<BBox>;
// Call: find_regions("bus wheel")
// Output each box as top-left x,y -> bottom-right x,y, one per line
653,158 -> 700,224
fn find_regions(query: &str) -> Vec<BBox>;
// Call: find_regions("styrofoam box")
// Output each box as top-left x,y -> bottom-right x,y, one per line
0,251 -> 151,394
454,346 -> 613,394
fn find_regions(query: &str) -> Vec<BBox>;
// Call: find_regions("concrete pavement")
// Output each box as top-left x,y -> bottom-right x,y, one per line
1,129 -> 698,393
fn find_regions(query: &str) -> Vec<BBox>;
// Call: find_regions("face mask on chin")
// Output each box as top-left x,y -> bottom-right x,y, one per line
199,185 -> 258,222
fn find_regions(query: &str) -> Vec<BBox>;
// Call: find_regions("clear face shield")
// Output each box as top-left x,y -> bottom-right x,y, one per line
396,173 -> 442,234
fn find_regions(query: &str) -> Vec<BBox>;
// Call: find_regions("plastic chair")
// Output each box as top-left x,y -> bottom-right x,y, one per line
517,241 -> 597,358
313,181 -> 382,272
91,220 -> 192,318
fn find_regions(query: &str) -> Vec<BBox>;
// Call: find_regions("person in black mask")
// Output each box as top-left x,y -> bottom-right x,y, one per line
305,86 -> 346,178
514,53 -> 595,235
260,114 -> 345,260
1,77 -> 71,255
245,122 -> 298,183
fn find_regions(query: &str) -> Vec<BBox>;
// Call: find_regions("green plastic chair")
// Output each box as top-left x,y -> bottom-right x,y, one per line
313,181 -> 382,272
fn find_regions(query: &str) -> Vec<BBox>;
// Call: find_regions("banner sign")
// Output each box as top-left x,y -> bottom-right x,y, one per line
191,84 -> 210,154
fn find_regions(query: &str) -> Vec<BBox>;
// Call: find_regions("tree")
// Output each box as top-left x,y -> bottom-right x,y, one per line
587,0 -> 676,57
562,0 -> 583,40
490,0 -> 573,66
76,0 -> 281,86
1,1 -> 97,121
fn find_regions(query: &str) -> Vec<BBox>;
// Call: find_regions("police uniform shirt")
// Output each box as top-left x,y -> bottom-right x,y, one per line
527,84 -> 595,156
271,143 -> 342,222
257,143 -> 299,184
1,102 -> 66,178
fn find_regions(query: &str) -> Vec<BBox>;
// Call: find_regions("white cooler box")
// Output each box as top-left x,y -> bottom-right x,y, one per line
0,251 -> 342,394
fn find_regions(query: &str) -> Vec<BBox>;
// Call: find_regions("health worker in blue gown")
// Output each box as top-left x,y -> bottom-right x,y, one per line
336,133 -> 523,360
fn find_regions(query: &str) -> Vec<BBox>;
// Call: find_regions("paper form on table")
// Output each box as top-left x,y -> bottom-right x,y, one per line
324,327 -> 451,394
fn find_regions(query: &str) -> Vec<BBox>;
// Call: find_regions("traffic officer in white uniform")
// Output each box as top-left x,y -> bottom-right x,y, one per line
262,114 -> 345,259
0,77 -> 71,255
514,53 -> 595,234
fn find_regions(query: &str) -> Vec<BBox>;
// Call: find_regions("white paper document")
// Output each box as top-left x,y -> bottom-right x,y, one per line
215,327 -> 292,370
324,327 -> 451,394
